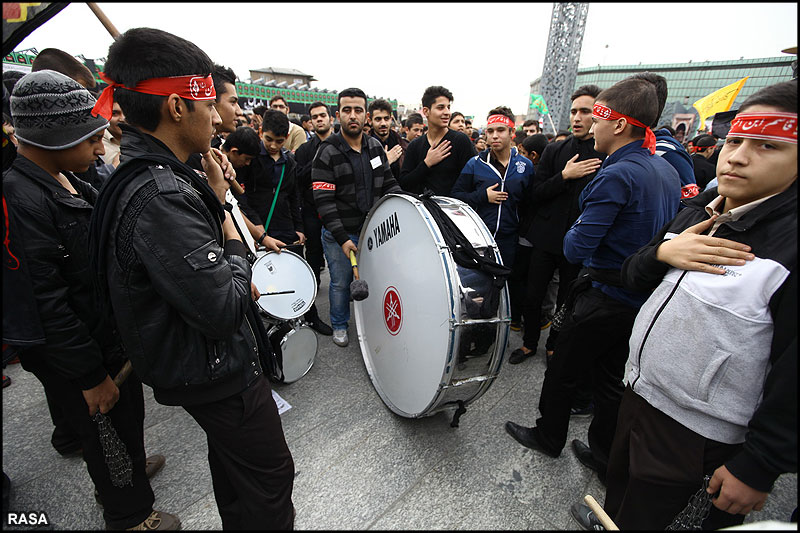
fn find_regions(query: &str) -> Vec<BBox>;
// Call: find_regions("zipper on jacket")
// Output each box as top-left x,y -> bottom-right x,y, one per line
478,152 -> 511,237
244,314 -> 258,357
630,270 -> 688,391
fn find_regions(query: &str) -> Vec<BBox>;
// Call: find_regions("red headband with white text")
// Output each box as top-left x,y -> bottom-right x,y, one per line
727,112 -> 797,144
487,114 -> 515,129
592,103 -> 656,155
91,72 -> 216,120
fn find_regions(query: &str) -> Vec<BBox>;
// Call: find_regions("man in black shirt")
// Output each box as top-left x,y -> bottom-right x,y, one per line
399,86 -> 477,195
369,98 -> 408,181
691,134 -> 718,190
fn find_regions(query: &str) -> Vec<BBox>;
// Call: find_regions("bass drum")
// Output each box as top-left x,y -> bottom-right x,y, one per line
267,320 -> 318,383
353,194 -> 510,418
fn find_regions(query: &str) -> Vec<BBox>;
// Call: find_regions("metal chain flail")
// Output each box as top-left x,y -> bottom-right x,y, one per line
93,412 -> 133,488
666,475 -> 714,530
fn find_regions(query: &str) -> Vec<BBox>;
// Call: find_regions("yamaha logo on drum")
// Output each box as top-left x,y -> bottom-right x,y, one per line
372,212 -> 401,249
383,286 -> 403,335
367,237 -> 373,250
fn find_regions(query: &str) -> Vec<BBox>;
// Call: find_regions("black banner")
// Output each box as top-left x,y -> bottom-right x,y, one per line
3,3 -> 69,56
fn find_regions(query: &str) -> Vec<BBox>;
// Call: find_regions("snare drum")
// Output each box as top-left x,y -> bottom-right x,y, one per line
353,194 -> 510,418
252,250 -> 317,320
268,320 -> 318,383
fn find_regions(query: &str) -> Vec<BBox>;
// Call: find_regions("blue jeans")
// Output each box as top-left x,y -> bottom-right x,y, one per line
321,228 -> 359,330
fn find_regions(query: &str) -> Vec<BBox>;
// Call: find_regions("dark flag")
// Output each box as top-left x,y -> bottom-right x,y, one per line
3,3 -> 69,56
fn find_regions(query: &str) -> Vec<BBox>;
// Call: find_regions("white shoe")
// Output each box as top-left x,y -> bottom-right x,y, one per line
333,329 -> 349,347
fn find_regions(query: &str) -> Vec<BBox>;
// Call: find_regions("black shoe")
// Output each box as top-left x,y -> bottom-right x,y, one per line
508,347 -> 535,365
540,316 -> 552,330
570,502 -> 605,530
308,317 -> 333,336
570,402 -> 594,418
504,421 -> 560,458
509,321 -> 521,332
571,440 -> 607,484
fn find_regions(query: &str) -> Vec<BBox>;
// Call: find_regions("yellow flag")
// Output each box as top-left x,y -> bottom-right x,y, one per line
693,77 -> 748,131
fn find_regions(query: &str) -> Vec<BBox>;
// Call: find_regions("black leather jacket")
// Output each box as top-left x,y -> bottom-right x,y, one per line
3,154 -> 123,388
103,124 -> 262,406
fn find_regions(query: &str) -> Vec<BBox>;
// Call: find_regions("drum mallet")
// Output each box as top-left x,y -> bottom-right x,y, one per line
349,250 -> 369,301
584,494 -> 619,530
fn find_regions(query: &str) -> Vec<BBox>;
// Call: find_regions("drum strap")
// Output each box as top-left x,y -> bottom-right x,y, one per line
417,193 -> 512,318
263,164 -> 286,234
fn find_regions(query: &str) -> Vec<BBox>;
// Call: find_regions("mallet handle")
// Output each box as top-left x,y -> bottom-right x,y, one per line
349,250 -> 360,280
584,495 -> 619,531
208,150 -> 245,195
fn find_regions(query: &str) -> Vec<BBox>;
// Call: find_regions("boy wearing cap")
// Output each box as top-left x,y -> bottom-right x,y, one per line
505,78 -> 681,474
3,69 -> 176,530
88,28 -> 294,529
691,133 -> 719,190
602,80 -> 797,530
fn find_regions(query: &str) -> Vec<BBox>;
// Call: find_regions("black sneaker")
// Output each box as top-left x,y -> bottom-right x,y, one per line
308,317 -> 333,336
570,402 -> 594,418
570,502 -> 605,530
540,316 -> 552,330
509,321 -> 521,332
508,347 -> 535,364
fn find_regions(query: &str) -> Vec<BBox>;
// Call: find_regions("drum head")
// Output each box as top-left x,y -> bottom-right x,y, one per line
252,250 -> 317,320
354,194 -> 455,417
271,323 -> 317,384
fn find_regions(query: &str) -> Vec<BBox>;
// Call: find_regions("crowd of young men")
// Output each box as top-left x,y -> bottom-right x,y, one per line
2,24 -> 795,531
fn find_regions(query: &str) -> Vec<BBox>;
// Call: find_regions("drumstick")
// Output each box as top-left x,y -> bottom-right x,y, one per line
261,290 -> 296,296
349,250 -> 369,301
208,149 -> 245,195
584,495 -> 619,530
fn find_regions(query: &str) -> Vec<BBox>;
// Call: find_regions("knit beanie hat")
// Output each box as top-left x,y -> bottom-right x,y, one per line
10,69 -> 108,150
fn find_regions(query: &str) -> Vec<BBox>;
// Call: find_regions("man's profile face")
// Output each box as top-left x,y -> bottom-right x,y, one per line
371,109 -> 392,139
215,82 -> 242,134
406,122 -> 424,141
225,148 -> 256,169
423,96 -> 451,130
271,98 -> 289,115
186,100 -> 222,154
310,105 -> 332,135
56,132 -> 106,172
570,95 -> 595,140
336,96 -> 368,138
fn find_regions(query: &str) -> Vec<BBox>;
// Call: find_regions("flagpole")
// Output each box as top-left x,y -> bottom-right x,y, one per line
86,3 -> 121,39
546,112 -> 558,136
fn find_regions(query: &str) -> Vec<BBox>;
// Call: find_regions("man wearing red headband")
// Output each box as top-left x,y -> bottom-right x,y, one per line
506,77 -> 681,489
592,80 -> 797,530
88,28 -> 295,529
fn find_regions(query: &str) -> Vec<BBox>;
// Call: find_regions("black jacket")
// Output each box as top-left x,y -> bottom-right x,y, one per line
523,135 -> 605,254
691,153 -> 716,190
3,154 -> 123,388
293,134 -> 324,214
96,124 -> 261,406
234,145 -> 302,243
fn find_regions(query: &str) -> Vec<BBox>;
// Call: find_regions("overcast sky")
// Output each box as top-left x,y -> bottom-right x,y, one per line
14,2 -> 798,126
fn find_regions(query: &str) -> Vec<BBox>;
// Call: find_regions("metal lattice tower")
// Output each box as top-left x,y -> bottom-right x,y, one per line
536,3 -> 589,135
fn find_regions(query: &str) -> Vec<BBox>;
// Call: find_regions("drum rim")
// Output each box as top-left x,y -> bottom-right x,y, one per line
354,193 -> 508,417
252,249 -> 318,319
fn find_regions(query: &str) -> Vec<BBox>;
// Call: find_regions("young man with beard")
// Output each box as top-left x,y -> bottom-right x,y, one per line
510,85 -> 605,365
451,106 -> 534,268
293,101 -> 337,336
399,86 -> 477,195
505,78 -> 681,485
88,28 -> 295,529
369,98 -> 407,181
523,119 -> 542,136
312,88 -> 402,347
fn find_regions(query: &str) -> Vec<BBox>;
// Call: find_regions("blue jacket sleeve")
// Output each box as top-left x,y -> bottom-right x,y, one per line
450,159 -> 486,208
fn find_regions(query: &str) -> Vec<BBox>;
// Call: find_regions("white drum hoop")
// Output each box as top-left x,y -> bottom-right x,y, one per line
354,194 -> 510,418
252,250 -> 317,320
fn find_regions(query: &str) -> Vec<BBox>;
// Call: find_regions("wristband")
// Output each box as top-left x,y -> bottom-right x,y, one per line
257,232 -> 267,245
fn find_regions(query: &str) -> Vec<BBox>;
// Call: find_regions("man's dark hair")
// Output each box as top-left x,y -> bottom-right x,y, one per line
739,79 -> 797,113
693,134 -> 716,149
555,129 -> 571,138
368,98 -> 393,116
406,112 -> 423,127
337,87 -> 368,109
657,123 -> 676,136
449,111 -> 465,125
522,133 -> 548,157
104,28 -> 214,131
222,126 -> 261,156
596,78 -> 658,138
513,131 -> 527,144
308,101 -> 329,115
31,47 -> 96,88
487,105 -> 515,124
253,104 -> 266,118
261,109 -> 290,137
523,119 -> 539,128
570,84 -> 602,102
211,64 -> 237,101
269,95 -> 287,107
465,118 -> 472,126
626,72 -> 668,127
300,114 -> 311,123
421,86 -> 453,109
2,70 -> 25,97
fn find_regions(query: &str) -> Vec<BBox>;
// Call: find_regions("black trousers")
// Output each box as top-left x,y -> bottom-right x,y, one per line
604,386 -> 746,530
302,212 -> 324,284
184,376 -> 295,530
23,360 -> 154,529
534,287 -> 637,457
521,246 -> 581,351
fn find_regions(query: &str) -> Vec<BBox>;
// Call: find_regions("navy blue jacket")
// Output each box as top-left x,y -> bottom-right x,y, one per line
564,140 -> 681,308
451,147 -> 534,238
655,128 -> 698,199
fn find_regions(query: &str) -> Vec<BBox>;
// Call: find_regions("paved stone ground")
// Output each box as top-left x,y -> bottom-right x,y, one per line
3,268 -> 796,530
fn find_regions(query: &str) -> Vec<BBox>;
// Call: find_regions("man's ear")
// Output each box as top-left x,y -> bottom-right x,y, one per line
422,107 -> 430,118
165,94 -> 184,123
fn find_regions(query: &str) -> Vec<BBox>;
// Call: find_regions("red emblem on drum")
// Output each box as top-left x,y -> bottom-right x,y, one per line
383,286 -> 403,335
